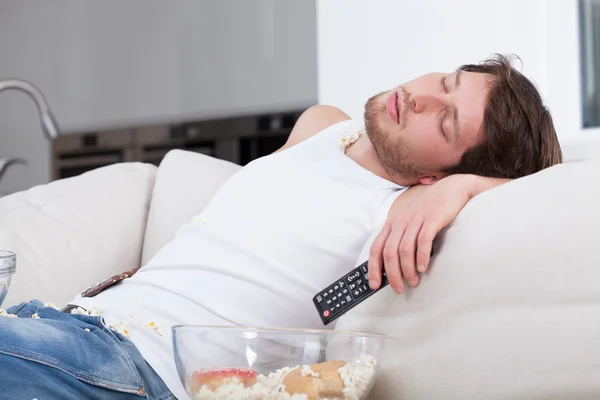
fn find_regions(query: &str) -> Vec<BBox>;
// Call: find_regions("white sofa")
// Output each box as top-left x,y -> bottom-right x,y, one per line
2,149 -> 600,399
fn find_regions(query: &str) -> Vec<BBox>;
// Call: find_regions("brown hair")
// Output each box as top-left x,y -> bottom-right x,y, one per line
447,54 -> 562,179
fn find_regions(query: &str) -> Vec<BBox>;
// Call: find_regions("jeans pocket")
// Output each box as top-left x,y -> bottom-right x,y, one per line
0,303 -> 146,396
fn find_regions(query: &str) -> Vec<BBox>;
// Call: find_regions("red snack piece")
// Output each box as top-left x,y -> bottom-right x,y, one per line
191,368 -> 258,392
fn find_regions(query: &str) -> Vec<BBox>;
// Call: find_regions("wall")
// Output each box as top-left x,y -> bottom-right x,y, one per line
316,0 -> 591,161
0,0 -> 317,194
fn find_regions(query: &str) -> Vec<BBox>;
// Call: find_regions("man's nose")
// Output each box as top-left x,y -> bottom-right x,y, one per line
412,93 -> 446,114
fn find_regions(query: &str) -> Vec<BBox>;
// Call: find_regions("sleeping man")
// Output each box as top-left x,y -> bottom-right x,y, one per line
2,54 -> 562,399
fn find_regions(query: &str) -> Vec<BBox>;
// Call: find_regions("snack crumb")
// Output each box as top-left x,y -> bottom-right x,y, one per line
109,321 -> 129,336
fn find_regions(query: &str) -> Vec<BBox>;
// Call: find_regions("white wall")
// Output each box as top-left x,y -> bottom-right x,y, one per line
317,0 -> 592,161
0,0 -> 317,194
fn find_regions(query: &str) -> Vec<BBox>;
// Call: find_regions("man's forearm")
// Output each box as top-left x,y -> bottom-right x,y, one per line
464,174 -> 511,200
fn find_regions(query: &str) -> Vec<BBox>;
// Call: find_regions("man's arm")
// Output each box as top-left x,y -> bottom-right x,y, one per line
368,174 -> 510,294
275,105 -> 350,153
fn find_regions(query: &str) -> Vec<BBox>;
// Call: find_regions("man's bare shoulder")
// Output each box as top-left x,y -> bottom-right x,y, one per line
276,105 -> 351,152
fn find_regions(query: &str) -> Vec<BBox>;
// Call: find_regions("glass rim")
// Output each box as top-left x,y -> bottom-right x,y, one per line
0,251 -> 15,274
171,324 -> 387,340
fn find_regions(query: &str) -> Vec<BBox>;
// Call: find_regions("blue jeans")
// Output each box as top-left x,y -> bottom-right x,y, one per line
1,300 -> 175,400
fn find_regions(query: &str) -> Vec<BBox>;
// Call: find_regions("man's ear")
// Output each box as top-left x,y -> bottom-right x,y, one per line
418,175 -> 439,185
419,171 -> 451,185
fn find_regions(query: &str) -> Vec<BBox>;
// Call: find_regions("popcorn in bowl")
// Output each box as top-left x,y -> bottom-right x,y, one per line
173,326 -> 383,400
187,355 -> 376,400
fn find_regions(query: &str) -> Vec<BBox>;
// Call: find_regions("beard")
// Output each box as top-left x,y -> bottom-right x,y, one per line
363,88 -> 426,179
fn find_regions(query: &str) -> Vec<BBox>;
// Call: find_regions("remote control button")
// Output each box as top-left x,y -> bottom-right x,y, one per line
329,289 -> 334,294
357,278 -> 363,286
361,264 -> 368,274
335,303 -> 341,309
346,295 -> 352,302
316,295 -> 323,303
323,310 -> 330,318
323,292 -> 328,298
347,270 -> 361,283
349,283 -> 356,290
332,296 -> 337,302
334,285 -> 339,290
339,281 -> 345,288
342,288 -> 348,294
327,299 -> 332,305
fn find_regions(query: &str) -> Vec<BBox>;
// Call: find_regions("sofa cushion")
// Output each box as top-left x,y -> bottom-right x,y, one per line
141,150 -> 241,265
0,162 -> 156,308
335,160 -> 600,399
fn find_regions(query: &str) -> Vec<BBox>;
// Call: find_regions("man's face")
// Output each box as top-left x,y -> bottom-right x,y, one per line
364,70 -> 492,183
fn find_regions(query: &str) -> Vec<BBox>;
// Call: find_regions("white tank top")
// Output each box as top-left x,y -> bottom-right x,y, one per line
72,119 -> 407,399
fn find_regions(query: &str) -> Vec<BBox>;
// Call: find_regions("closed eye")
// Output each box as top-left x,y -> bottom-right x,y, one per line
438,112 -> 446,138
439,76 -> 447,138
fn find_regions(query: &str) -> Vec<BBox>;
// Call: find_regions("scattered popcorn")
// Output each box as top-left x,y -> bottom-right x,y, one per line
147,321 -> 164,337
31,313 -> 40,319
70,307 -> 88,315
129,314 -> 142,324
44,302 -> 60,310
1,308 -> 17,318
109,321 -> 129,337
128,314 -> 164,337
87,307 -> 104,316
84,328 -> 91,332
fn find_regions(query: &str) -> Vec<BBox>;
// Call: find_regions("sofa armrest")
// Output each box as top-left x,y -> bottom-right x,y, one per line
0,162 -> 156,308
334,160 -> 600,399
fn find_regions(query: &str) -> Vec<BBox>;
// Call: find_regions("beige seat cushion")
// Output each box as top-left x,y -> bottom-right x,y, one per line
0,162 -> 156,308
141,150 -> 241,265
335,160 -> 600,400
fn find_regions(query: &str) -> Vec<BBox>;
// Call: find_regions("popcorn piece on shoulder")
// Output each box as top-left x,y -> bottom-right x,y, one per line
109,321 -> 129,336
32,313 -> 40,319
84,328 -> 91,332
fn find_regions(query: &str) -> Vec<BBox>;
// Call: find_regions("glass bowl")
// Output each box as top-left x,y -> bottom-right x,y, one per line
0,251 -> 16,307
172,325 -> 385,400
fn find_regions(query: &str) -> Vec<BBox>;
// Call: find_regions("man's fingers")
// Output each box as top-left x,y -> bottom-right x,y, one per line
416,221 -> 437,273
399,219 -> 424,287
368,223 -> 391,289
382,223 -> 406,294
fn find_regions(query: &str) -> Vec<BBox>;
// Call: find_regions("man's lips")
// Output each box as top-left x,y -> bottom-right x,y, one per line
387,91 -> 400,124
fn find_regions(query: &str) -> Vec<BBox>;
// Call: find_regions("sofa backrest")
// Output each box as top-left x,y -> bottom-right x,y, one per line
141,150 -> 241,265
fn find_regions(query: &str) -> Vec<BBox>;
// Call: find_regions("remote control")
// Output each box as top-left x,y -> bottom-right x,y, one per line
313,261 -> 388,326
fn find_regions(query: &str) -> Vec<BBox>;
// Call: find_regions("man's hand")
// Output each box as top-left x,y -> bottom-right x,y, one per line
368,174 -> 510,294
